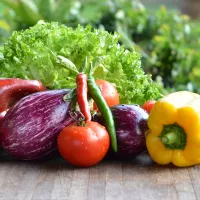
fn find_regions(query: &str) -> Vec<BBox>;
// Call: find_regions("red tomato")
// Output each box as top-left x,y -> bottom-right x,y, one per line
94,80 -> 120,110
57,121 -> 110,167
141,100 -> 156,114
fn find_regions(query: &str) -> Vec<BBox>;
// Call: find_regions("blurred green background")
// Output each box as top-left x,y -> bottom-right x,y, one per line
0,0 -> 199,95
141,0 -> 180,10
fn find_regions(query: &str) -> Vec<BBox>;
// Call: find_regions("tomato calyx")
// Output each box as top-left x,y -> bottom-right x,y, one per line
77,118 -> 87,127
69,111 -> 88,127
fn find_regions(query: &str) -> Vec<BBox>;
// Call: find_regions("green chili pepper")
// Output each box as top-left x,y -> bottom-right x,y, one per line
87,74 -> 118,152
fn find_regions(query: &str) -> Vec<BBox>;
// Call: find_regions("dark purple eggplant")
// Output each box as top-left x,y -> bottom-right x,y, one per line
0,89 -> 74,160
93,104 -> 149,159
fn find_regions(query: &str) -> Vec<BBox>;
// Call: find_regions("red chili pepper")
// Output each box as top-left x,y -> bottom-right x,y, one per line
0,78 -> 46,120
76,73 -> 91,122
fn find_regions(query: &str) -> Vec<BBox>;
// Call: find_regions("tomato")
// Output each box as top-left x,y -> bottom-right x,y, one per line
141,100 -> 156,114
57,121 -> 110,167
94,80 -> 120,110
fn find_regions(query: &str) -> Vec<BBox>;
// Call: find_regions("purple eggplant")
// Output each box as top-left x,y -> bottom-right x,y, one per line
93,104 -> 149,159
0,89 -> 74,160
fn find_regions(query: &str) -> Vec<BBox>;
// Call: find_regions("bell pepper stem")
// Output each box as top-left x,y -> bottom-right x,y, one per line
160,132 -> 178,145
159,123 -> 187,150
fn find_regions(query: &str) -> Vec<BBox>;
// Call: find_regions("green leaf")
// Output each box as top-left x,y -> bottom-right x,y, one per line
0,20 -> 10,31
18,0 -> 43,25
57,55 -> 79,74
38,0 -> 54,21
63,89 -> 76,102
52,0 -> 72,22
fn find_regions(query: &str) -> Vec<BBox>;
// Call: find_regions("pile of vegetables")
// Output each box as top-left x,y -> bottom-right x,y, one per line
0,21 -> 159,167
1,20 -> 200,169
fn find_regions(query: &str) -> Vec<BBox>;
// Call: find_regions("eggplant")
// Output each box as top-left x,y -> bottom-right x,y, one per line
93,104 -> 149,159
0,89 -> 74,160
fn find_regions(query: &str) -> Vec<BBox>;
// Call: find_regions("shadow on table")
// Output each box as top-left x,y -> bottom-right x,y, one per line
0,147 -> 179,170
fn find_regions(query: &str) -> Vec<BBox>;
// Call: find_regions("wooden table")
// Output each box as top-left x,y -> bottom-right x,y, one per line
0,149 -> 199,200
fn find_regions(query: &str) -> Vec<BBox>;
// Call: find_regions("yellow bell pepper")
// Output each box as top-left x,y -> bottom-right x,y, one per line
146,91 -> 200,167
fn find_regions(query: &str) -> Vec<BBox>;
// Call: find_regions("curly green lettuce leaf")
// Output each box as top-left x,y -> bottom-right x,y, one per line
0,21 -> 161,104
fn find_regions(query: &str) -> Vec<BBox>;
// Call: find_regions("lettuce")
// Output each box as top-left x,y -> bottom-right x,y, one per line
0,21 -> 161,104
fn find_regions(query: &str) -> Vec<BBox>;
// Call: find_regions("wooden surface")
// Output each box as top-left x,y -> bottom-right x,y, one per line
0,149 -> 199,200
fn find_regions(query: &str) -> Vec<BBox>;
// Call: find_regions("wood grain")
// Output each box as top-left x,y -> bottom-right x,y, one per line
0,150 -> 199,200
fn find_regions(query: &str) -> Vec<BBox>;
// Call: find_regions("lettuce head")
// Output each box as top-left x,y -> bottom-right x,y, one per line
0,21 -> 161,104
